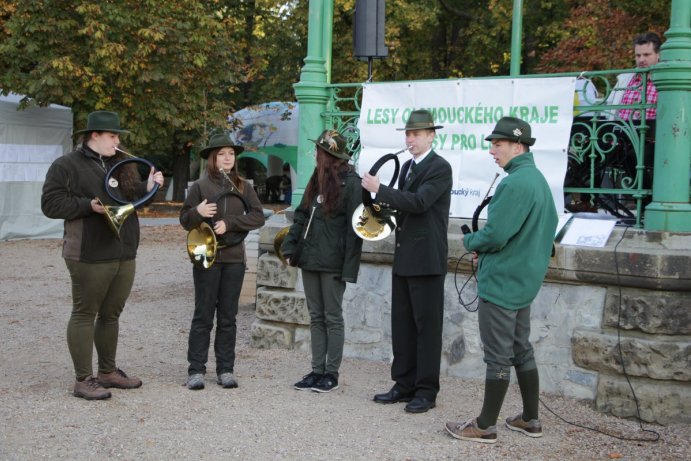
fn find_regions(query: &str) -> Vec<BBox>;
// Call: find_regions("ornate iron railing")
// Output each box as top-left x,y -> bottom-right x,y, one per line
325,69 -> 656,227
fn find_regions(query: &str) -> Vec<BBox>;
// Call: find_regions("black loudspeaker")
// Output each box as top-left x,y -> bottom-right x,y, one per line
353,0 -> 388,60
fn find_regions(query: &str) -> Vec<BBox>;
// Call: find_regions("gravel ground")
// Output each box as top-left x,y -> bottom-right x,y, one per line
1,224 -> 688,460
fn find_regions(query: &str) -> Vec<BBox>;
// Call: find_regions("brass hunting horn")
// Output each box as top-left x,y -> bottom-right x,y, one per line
352,148 -> 408,241
97,147 -> 159,239
273,225 -> 291,265
186,177 -> 251,269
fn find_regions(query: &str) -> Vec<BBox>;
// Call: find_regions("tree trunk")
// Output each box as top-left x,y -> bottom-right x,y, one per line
172,141 -> 191,202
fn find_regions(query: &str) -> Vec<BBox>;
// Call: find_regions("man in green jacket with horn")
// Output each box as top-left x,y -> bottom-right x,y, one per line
445,116 -> 558,443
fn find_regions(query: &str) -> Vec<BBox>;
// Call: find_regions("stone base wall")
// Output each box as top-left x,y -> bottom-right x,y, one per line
252,214 -> 691,424
253,253 -> 606,400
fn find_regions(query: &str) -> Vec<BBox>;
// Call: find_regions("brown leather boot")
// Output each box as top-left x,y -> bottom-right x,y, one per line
97,368 -> 143,389
73,376 -> 112,400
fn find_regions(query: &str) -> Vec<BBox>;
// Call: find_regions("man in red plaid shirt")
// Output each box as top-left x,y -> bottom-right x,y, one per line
617,32 -> 661,120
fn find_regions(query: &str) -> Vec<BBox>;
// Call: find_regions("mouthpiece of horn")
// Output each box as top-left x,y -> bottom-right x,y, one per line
114,147 -> 135,158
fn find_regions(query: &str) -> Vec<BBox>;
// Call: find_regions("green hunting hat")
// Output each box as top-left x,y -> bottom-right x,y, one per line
199,133 -> 245,160
484,116 -> 535,146
74,111 -> 131,135
397,109 -> 443,131
310,129 -> 350,160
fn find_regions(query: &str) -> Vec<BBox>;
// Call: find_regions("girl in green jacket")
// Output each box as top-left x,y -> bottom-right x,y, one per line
282,130 -> 363,393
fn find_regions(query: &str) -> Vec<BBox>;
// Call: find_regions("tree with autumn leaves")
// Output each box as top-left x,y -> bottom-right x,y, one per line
0,0 -> 670,199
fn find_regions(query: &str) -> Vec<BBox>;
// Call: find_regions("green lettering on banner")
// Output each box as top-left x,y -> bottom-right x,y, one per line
464,107 -> 474,123
481,136 -> 490,149
494,107 -> 504,121
451,134 -> 461,150
402,108 -> 412,123
366,108 -> 403,125
448,134 -> 477,150
468,134 -> 477,150
434,133 -> 447,150
549,106 -> 559,123
483,106 -> 493,124
366,109 -> 376,124
497,106 -> 558,124
474,105 -> 484,124
531,106 -> 541,124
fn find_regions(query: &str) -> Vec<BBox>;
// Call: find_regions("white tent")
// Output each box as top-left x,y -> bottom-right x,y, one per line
0,93 -> 73,240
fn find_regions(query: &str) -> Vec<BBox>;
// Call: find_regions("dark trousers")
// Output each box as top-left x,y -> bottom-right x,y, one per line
188,262 -> 245,376
478,298 -> 536,380
302,270 -> 346,377
65,259 -> 136,380
390,273 -> 445,400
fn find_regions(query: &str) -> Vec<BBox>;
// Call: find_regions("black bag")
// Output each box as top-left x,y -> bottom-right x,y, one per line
288,204 -> 316,267
288,237 -> 303,267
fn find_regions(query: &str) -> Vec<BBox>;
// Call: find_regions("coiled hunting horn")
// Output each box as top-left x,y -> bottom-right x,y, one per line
351,148 -> 409,241
96,147 -> 160,239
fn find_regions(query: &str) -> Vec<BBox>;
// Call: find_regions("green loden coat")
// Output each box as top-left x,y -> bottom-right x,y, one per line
281,169 -> 363,283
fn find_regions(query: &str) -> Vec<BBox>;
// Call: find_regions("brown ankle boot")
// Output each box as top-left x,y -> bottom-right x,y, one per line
73,376 -> 112,400
97,368 -> 143,389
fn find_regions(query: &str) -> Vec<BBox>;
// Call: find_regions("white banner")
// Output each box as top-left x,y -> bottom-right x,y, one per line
356,77 -> 575,218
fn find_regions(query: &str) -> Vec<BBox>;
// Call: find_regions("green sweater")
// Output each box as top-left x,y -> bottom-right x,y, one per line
463,152 -> 558,310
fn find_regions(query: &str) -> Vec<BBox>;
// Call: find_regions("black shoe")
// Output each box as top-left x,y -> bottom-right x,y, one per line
404,396 -> 436,413
294,372 -> 322,391
373,387 -> 414,404
311,373 -> 339,393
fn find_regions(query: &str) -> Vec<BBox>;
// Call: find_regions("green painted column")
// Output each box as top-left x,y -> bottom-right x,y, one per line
509,0 -> 523,76
291,0 -> 333,207
645,0 -> 691,232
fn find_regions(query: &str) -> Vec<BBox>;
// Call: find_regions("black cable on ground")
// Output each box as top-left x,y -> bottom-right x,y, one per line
456,224 -> 661,441
539,225 -> 659,443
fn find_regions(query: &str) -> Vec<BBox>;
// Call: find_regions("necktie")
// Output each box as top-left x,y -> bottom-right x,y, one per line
407,161 -> 417,180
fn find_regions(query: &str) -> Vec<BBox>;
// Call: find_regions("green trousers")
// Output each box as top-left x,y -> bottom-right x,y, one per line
65,259 -> 136,380
302,270 -> 346,378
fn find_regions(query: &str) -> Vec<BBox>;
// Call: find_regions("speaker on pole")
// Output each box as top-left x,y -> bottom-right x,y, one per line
353,0 -> 388,61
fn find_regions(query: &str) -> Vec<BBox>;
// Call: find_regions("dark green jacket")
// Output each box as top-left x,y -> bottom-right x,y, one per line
281,169 -> 363,282
41,146 -> 146,263
463,152 -> 558,310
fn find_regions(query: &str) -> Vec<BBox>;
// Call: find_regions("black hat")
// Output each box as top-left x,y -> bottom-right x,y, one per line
74,111 -> 131,135
199,133 -> 245,160
484,116 -> 535,146
397,109 -> 443,131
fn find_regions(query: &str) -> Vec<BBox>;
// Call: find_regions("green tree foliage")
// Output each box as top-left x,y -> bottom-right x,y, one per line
0,1 -> 243,164
0,0 -> 252,198
536,0 -> 670,72
242,0 -> 308,103
0,0 -> 672,197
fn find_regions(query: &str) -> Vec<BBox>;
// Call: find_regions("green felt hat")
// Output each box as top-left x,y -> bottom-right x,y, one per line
397,109 -> 443,131
199,133 -> 245,160
74,111 -> 131,135
310,130 -> 350,160
484,116 -> 535,146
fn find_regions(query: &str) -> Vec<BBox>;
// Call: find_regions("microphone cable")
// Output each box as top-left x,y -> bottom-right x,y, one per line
455,223 -> 661,441
454,252 -> 479,312
539,225 -> 660,442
